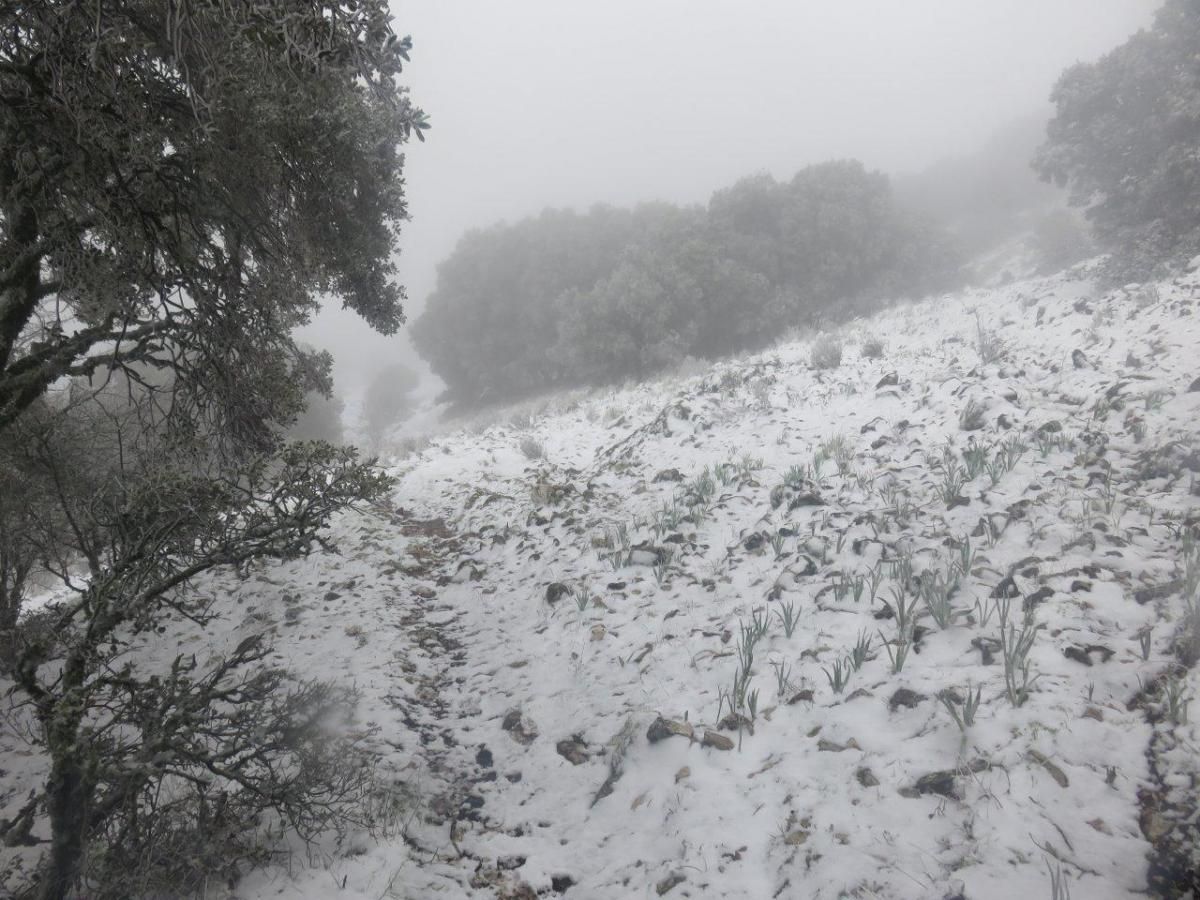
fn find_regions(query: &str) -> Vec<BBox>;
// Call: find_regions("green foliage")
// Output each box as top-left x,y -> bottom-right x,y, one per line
1035,0 -> 1200,278
414,162 -> 959,407
0,0 -> 425,439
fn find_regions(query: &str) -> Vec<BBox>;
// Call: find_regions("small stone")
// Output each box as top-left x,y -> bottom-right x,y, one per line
701,730 -> 735,751
856,767 -> 880,787
1023,586 -> 1054,610
888,688 -> 925,711
1087,817 -> 1112,835
501,709 -> 538,745
912,770 -> 959,799
876,372 -> 899,388
1082,706 -> 1104,721
674,766 -> 691,784
555,737 -> 589,766
551,875 -> 576,893
783,829 -> 809,846
545,582 -> 573,605
497,855 -> 527,870
653,468 -> 684,483
656,872 -> 686,895
991,575 -> 1020,599
787,689 -> 815,705
590,623 -> 606,641
1072,348 -> 1089,369
647,716 -> 694,744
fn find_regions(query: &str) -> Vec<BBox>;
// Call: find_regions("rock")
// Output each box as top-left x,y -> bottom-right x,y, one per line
889,688 -> 925,711
674,766 -> 691,784
1023,586 -> 1054,610
545,582 -> 573,605
1134,580 -> 1183,605
498,855 -> 527,870
783,829 -> 809,846
451,560 -> 484,583
476,746 -> 494,768
647,716 -> 694,744
787,689 -> 815,705
876,372 -> 900,388
743,532 -> 766,552
1083,706 -> 1104,721
628,544 -> 670,566
550,875 -> 576,893
856,767 -> 880,787
817,737 -> 860,752
990,575 -> 1020,599
1072,348 -> 1089,369
590,623 -> 606,641
1189,376 -> 1200,393
1063,643 -> 1114,666
701,730 -> 735,751
911,770 -> 959,800
556,737 -> 589,765
656,872 -> 686,895
1036,420 -> 1063,435
501,709 -> 538,746
770,483 -> 824,510
653,468 -> 684,483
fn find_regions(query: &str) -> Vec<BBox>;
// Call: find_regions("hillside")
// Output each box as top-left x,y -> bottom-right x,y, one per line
5,264 -> 1200,899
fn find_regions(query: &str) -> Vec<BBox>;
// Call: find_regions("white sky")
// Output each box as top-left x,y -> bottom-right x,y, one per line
302,0 -> 1159,391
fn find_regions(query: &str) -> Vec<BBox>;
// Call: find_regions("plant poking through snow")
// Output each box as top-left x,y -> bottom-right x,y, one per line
959,398 -> 987,432
776,601 -> 800,638
1161,675 -> 1191,725
975,312 -> 1005,364
771,660 -> 794,697
998,597 -> 1043,707
823,656 -> 851,694
849,631 -> 872,671
1046,858 -> 1072,900
940,684 -> 983,731
917,566 -> 961,629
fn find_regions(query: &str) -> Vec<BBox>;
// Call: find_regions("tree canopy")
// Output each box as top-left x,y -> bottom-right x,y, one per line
0,0 -> 428,440
414,161 -> 958,407
1035,0 -> 1200,278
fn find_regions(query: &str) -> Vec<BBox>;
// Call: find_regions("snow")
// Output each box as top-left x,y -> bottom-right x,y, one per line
4,262 -> 1199,898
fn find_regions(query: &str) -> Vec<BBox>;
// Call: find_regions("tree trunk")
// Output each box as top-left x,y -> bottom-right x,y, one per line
39,751 -> 89,900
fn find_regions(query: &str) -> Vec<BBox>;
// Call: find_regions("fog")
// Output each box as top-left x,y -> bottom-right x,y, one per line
301,0 -> 1159,395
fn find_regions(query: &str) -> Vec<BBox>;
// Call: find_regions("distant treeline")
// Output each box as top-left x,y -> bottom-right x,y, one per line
413,160 -> 961,407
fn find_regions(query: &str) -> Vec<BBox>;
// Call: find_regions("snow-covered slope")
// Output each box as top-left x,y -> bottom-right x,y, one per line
5,265 -> 1200,899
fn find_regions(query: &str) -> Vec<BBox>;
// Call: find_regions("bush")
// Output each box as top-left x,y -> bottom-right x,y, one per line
811,335 -> 843,370
861,336 -> 885,359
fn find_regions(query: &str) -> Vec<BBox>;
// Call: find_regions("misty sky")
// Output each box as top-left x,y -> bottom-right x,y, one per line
302,0 -> 1159,393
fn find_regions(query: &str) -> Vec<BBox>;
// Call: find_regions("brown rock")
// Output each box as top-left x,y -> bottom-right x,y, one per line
647,716 -> 694,744
702,730 -> 735,751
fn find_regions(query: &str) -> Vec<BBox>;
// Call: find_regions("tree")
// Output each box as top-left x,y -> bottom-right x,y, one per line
363,361 -> 419,447
0,3 -> 425,896
0,0 -> 428,439
1035,0 -> 1200,278
2,392 -> 390,899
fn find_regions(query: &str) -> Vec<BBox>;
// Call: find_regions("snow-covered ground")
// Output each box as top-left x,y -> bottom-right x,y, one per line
4,263 -> 1199,899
